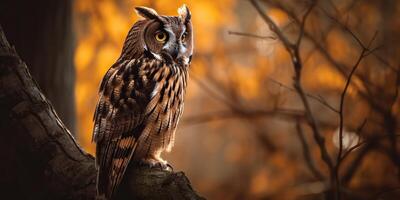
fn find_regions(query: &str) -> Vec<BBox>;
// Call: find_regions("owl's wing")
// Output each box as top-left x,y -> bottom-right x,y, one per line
93,59 -> 155,199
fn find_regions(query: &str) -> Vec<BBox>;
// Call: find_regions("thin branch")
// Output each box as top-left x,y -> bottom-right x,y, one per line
268,77 -> 339,113
250,0 -> 294,54
391,67 -> 400,109
339,135 -> 400,175
337,49 -> 367,161
251,0 -> 335,179
295,121 -> 325,180
342,134 -> 400,185
267,0 -> 387,115
296,1 -> 315,47
228,31 -> 276,40
335,28 -> 378,200
339,119 -> 367,165
320,7 -> 373,50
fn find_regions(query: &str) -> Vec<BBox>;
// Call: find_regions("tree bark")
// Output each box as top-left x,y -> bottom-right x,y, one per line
0,0 -> 76,133
0,26 -> 204,200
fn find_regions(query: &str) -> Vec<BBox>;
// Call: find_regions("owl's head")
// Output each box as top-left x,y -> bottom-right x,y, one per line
130,5 -> 193,65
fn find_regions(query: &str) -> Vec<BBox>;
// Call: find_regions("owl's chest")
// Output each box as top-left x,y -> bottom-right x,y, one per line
145,64 -> 187,112
137,64 -> 187,151
140,62 -> 188,129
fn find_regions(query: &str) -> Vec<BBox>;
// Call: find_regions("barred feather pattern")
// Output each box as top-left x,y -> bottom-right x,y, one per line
93,56 -> 188,199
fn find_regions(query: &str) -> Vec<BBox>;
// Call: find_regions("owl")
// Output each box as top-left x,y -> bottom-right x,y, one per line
92,5 -> 193,199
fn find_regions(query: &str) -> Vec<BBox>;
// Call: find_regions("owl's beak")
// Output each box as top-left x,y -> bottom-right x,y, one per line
160,45 -> 180,64
161,43 -> 183,64
171,45 -> 179,60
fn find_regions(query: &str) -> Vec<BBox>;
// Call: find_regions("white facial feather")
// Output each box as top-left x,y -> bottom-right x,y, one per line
151,52 -> 162,60
162,27 -> 176,51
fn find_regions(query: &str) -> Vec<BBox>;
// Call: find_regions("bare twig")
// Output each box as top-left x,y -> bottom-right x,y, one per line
268,77 -> 339,113
296,2 -> 315,47
249,1 -> 399,198
337,32 -> 378,163
267,0 -> 387,115
228,31 -> 276,40
295,121 -> 325,180
342,134 -> 400,166
272,0 -> 399,190
342,134 -> 400,185
250,0 -> 294,53
250,0 -> 335,183
334,25 -> 378,200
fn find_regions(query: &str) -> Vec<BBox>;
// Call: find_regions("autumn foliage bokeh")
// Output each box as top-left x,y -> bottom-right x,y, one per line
73,0 -> 400,199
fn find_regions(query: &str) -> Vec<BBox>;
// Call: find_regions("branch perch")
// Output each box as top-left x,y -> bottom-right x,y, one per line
0,25 -> 204,200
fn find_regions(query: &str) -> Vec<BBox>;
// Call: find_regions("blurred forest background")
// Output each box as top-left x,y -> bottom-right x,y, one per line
1,0 -> 400,199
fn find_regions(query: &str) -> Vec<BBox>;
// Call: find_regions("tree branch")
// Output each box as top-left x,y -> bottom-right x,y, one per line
228,30 -> 276,40
250,0 -> 334,175
0,25 -> 204,200
295,121 -> 325,180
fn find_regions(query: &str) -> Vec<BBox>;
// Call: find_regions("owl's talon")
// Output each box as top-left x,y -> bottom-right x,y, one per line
154,162 -> 165,170
166,163 -> 174,171
134,159 -> 172,171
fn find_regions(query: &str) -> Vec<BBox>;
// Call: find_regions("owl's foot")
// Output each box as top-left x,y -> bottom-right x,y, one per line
135,158 -> 173,171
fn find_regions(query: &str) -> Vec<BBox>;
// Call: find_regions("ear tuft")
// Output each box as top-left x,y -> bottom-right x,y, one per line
178,4 -> 191,22
135,6 -> 159,19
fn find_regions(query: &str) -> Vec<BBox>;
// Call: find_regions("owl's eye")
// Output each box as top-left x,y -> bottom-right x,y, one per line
181,32 -> 188,41
155,31 -> 167,43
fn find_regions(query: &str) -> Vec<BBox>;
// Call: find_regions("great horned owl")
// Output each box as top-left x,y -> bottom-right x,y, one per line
92,5 -> 193,199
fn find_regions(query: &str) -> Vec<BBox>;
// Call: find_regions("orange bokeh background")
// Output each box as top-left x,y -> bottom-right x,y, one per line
73,0 -> 400,199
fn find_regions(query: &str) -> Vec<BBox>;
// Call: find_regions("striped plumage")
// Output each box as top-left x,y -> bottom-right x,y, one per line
93,5 -> 192,199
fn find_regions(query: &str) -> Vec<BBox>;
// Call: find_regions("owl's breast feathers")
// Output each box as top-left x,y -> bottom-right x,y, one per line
93,57 -> 188,199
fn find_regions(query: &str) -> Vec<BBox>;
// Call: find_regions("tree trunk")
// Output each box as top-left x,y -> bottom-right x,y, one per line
0,26 -> 204,200
0,0 -> 76,133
